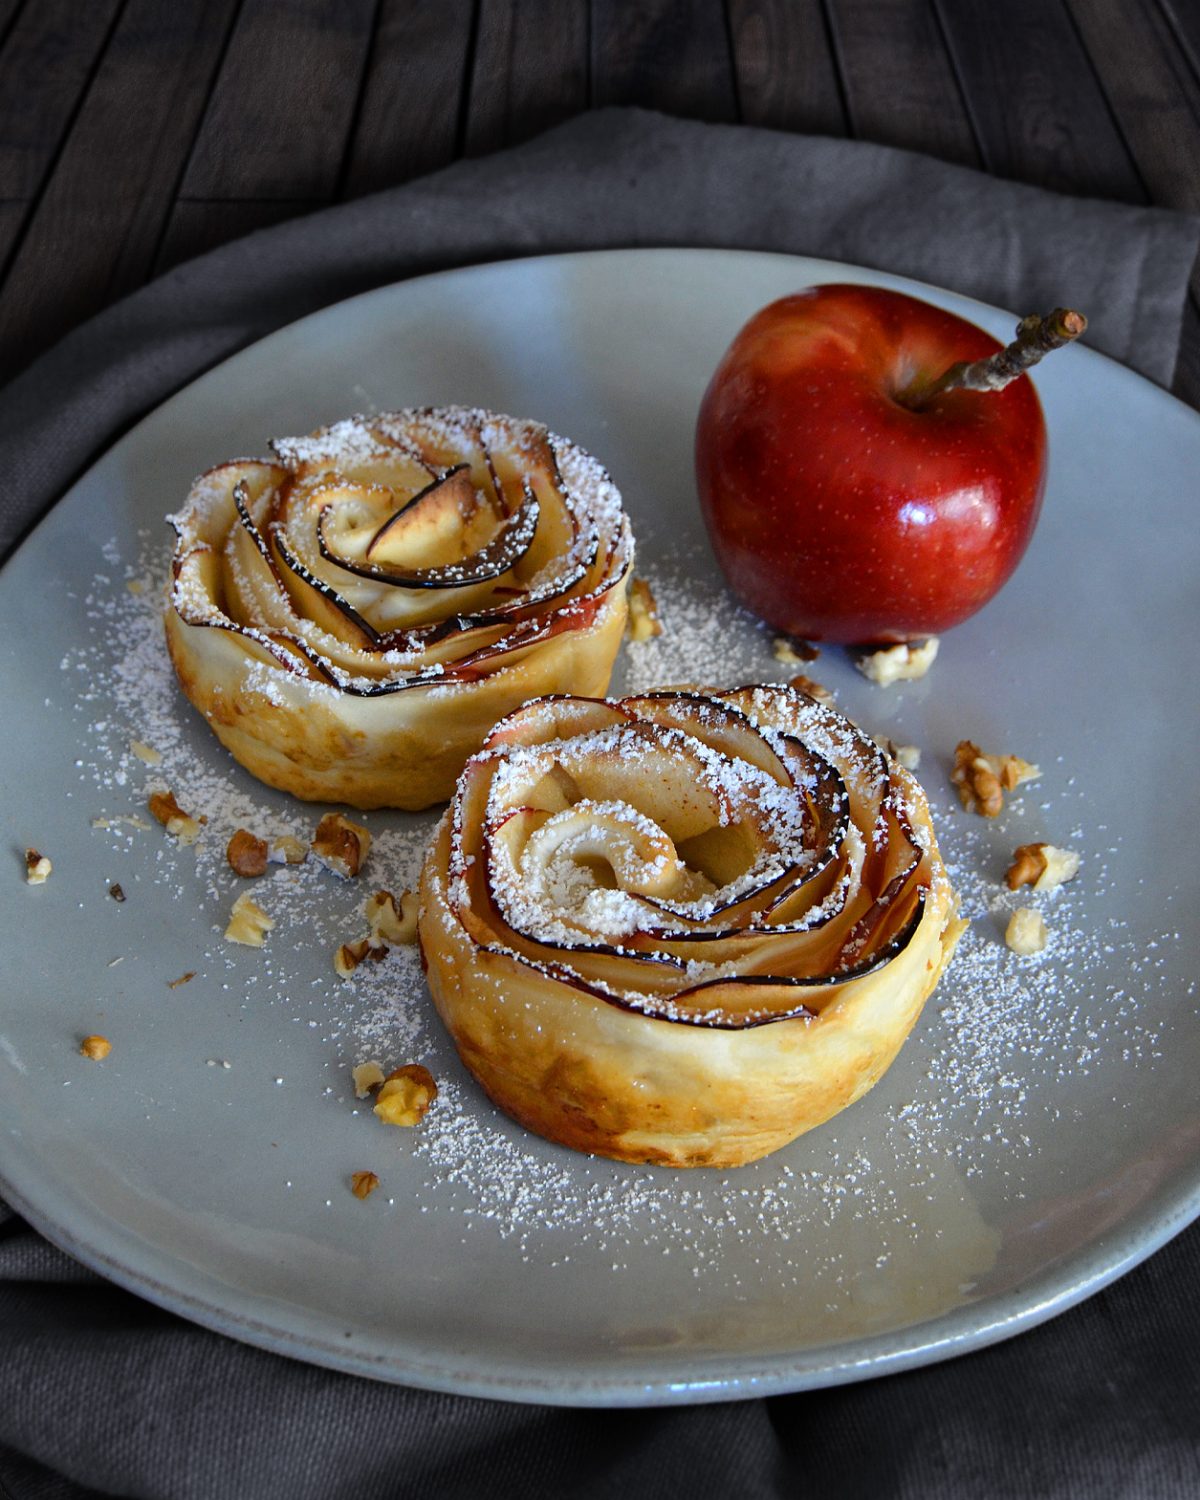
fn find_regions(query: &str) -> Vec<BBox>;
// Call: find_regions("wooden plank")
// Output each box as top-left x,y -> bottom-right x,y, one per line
1066,0 -> 1200,212
1068,0 -> 1200,353
934,0 -> 1145,201
591,0 -> 738,121
825,0 -> 980,167
0,0 -> 122,200
728,0 -> 847,135
343,0 -> 473,195
465,0 -> 588,156
0,0 -> 239,377
154,198 -> 323,274
181,0 -> 378,202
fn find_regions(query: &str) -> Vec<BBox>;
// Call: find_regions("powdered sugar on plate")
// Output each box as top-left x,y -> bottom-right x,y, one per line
61,532 -> 1175,1294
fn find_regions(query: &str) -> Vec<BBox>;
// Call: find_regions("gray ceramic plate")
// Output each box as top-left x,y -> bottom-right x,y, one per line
1,250 -> 1198,1405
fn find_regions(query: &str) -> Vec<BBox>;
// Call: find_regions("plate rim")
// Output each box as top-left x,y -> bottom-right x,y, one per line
2,245 -> 1199,1406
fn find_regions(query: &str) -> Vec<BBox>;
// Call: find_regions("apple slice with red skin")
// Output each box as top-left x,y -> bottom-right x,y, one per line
365,465 -> 480,567
269,525 -> 380,649
322,478 -> 539,589
695,284 -> 1084,644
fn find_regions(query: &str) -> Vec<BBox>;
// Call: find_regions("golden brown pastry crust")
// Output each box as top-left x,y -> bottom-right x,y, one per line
165,408 -> 633,810
418,686 -> 963,1168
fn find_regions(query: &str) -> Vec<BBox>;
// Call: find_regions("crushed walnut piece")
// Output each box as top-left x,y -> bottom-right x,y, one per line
350,1170 -> 380,1200
773,635 -> 819,665
352,1061 -> 386,1099
951,741 -> 1041,817
24,848 -> 52,884
334,890 -> 419,978
167,971 -> 196,989
788,673 -> 835,707
109,882 -> 126,902
627,577 -> 663,641
268,835 -> 307,865
856,637 -> 939,686
333,937 -> 374,978
129,739 -> 162,766
1005,907 -> 1047,955
311,813 -> 371,878
226,830 -> 307,877
148,789 -> 205,845
227,829 -> 269,878
876,737 -> 922,772
366,889 -> 419,947
224,891 -> 274,947
1006,843 -> 1080,892
80,1034 -> 112,1060
373,1064 -> 437,1128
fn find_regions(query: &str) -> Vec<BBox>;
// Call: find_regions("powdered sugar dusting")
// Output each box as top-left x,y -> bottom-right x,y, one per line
60,532 -> 1181,1300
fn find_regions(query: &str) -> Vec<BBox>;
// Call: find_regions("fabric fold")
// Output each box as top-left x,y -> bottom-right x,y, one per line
2,106 -> 1199,1500
1,108 -> 1196,558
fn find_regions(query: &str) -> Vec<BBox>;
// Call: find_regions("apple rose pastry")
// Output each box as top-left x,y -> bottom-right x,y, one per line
419,685 -> 963,1168
165,407 -> 633,809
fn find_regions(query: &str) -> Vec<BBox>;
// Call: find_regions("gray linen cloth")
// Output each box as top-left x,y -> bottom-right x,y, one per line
2,109 -> 1199,1499
1,106 -> 1197,554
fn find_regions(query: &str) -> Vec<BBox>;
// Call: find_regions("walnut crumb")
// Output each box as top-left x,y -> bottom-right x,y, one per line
352,1061 -> 386,1099
350,1170 -> 380,1200
311,813 -> 371,878
129,739 -> 162,766
772,635 -> 818,665
333,938 -> 372,978
876,737 -> 922,772
627,577 -> 663,641
80,1034 -> 112,1060
224,891 -> 274,947
373,1065 -> 437,1127
268,835 -> 307,865
109,883 -> 126,902
167,971 -> 196,989
24,848 -> 52,884
856,637 -> 939,686
148,789 -> 205,845
788,673 -> 835,707
1006,843 -> 1080,892
226,829 -> 269,878
1005,907 -> 1047,955
366,889 -> 419,947
951,741 -> 1040,817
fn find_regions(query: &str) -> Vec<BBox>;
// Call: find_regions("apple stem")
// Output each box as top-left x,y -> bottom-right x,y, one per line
913,308 -> 1088,405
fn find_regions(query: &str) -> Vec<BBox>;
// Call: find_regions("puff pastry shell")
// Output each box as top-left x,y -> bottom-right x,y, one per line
419,686 -> 963,1168
165,408 -> 633,809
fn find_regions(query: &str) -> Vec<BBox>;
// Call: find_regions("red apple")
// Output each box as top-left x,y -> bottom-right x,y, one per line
695,283 -> 1057,644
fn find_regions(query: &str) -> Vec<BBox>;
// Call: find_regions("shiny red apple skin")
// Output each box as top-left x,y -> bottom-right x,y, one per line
694,283 -> 1048,644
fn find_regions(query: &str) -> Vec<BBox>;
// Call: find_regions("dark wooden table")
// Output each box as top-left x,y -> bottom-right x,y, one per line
1,0 -> 1199,406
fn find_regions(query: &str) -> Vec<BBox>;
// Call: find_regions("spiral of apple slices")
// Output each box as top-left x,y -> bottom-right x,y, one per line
419,686 -> 964,1168
165,407 -> 634,809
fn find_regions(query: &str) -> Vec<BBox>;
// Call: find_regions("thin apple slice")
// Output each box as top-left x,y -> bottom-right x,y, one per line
621,692 -> 794,786
635,975 -> 823,1027
269,525 -> 380,650
364,466 -> 482,568
321,481 -> 539,589
304,480 -> 398,565
483,695 -> 631,752
488,432 -> 577,582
